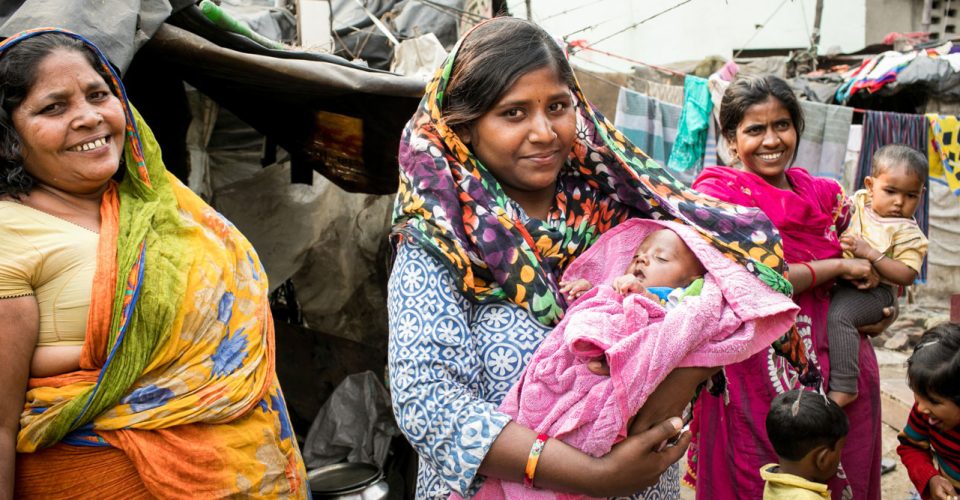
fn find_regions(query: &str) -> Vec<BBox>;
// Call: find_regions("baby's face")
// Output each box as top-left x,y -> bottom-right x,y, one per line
625,229 -> 704,289
865,163 -> 923,218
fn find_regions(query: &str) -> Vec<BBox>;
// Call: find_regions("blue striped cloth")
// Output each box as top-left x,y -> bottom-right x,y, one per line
614,86 -> 682,167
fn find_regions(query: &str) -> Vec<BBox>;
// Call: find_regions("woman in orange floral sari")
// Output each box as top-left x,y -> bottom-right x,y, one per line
0,29 -> 307,499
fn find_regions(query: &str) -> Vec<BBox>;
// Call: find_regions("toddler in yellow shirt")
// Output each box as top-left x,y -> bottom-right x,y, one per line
827,144 -> 928,407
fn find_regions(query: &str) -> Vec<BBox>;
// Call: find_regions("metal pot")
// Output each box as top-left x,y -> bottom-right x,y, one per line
307,463 -> 389,500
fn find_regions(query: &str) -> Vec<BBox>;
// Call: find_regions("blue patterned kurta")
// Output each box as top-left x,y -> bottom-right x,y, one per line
388,242 -> 681,499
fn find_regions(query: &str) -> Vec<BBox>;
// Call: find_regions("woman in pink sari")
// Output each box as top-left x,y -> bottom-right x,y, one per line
685,75 -> 889,499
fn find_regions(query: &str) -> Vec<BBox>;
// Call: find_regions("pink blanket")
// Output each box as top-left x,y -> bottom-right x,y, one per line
467,219 -> 799,499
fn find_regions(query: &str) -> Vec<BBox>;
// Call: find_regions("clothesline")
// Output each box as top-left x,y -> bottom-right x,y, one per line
564,41 -> 913,119
567,40 -> 687,77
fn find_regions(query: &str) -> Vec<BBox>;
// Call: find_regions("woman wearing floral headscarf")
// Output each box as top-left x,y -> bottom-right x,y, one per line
388,16 -> 802,499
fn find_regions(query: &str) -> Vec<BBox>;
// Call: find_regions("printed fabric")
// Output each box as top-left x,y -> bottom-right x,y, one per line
689,166 -> 881,500
7,29 -> 307,498
926,113 -> 960,200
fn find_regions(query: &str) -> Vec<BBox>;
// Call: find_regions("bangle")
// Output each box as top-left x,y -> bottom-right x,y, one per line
524,433 -> 549,489
872,253 -> 886,263
799,262 -> 816,287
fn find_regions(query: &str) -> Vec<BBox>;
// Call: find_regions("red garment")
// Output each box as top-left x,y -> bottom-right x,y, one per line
897,403 -> 960,499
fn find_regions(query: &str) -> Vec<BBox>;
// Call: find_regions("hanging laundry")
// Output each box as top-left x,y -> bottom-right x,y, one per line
925,114 -> 960,199
842,124 -> 864,194
614,87 -> 682,166
667,75 -> 712,176
856,110 -> 930,281
795,100 -> 854,180
836,51 -> 919,103
707,76 -> 734,166
645,80 -> 685,106
703,116 -> 719,170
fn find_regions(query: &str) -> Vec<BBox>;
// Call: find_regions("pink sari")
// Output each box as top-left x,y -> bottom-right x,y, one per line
685,166 -> 881,500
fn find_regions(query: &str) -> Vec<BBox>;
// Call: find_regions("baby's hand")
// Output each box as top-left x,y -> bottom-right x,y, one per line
559,278 -> 593,301
613,274 -> 646,296
840,235 -> 874,259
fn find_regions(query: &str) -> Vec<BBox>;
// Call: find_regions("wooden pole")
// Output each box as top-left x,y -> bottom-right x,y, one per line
811,0 -> 824,52
525,0 -> 532,20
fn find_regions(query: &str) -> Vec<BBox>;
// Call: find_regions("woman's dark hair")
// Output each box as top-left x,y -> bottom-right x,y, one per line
719,74 -> 805,155
0,33 -> 116,198
872,143 -> 929,186
907,323 -> 960,405
766,389 -> 849,461
441,17 -> 576,131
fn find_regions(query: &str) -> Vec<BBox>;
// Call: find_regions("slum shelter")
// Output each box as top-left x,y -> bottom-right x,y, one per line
586,37 -> 960,302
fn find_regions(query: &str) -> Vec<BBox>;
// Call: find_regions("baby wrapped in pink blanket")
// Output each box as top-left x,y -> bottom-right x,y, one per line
467,219 -> 799,499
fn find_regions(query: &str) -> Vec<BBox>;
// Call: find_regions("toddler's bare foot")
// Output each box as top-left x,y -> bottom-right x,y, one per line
828,390 -> 858,407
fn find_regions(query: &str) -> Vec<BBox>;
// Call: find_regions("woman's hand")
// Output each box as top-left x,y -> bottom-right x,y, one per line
586,417 -> 689,496
480,418 -> 686,496
927,475 -> 958,500
858,302 -> 898,338
840,258 -> 880,289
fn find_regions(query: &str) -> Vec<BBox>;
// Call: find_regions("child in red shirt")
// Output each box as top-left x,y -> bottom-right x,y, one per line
897,323 -> 960,500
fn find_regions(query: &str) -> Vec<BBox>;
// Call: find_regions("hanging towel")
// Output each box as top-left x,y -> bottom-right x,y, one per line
614,87 -> 681,165
703,116 -> 719,170
925,114 -> 960,199
842,124 -> 864,194
795,100 -> 854,180
462,219 -> 799,500
856,110 -> 929,281
707,76 -> 734,166
667,75 -> 712,175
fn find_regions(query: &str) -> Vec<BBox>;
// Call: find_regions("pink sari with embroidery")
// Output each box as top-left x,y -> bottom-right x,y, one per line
685,166 -> 881,500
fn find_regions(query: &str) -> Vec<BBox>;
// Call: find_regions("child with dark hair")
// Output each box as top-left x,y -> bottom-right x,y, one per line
827,143 -> 929,408
762,389 -> 850,499
897,323 -> 960,500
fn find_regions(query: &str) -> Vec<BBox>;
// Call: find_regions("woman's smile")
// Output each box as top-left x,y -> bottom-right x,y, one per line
66,134 -> 112,152
755,150 -> 785,162
521,148 -> 563,165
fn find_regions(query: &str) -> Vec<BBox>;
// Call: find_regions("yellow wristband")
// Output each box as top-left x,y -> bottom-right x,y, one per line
524,433 -> 548,488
